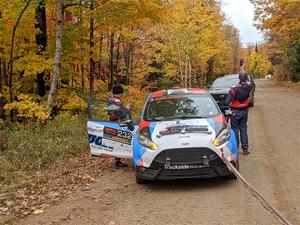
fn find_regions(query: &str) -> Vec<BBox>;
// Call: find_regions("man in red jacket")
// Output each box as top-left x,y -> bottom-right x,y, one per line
108,84 -> 131,168
225,72 -> 252,155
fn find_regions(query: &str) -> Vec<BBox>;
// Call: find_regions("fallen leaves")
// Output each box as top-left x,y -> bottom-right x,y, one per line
0,154 -> 111,222
32,209 -> 44,215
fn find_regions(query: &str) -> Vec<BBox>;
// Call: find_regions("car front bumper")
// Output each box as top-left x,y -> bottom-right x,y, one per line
135,147 -> 233,180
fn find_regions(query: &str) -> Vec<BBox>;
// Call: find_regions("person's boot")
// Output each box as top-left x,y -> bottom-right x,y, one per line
243,149 -> 250,155
115,160 -> 129,169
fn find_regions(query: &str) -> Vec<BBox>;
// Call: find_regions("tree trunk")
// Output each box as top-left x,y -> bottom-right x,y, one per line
109,32 -> 114,90
0,58 -> 2,94
98,33 -> 103,80
115,34 -> 121,81
47,0 -> 63,109
78,1 -> 85,91
89,0 -> 95,100
123,43 -> 130,84
3,61 -> 7,86
176,39 -> 183,85
184,51 -> 188,88
81,64 -> 85,91
9,0 -> 32,104
129,47 -> 134,86
188,55 -> 192,88
35,0 -> 47,97
206,58 -> 214,86
0,58 -> 4,120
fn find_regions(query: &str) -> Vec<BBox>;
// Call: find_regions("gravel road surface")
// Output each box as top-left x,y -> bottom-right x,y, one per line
19,79 -> 300,225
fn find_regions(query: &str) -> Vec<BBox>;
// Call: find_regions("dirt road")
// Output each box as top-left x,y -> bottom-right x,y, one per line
20,80 -> 300,225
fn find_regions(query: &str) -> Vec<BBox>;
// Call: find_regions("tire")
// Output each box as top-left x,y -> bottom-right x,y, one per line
135,175 -> 149,184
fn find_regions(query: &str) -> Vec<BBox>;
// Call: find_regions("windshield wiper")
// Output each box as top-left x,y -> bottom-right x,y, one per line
147,115 -> 207,121
163,115 -> 206,120
146,117 -> 164,121
178,115 -> 206,119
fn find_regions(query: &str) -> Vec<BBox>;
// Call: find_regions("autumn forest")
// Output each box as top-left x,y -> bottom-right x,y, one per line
0,0 -> 299,221
0,0 -> 297,123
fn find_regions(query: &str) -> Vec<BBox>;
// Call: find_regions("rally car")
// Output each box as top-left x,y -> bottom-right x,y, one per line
87,88 -> 239,184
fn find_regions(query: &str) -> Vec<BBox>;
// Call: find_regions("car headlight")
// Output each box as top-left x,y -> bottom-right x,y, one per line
213,126 -> 231,147
138,133 -> 158,150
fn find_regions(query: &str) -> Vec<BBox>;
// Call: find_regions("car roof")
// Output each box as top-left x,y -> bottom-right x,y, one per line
151,88 -> 209,99
223,74 -> 239,78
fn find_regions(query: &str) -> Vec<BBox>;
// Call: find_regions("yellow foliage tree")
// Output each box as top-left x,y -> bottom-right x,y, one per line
248,51 -> 272,78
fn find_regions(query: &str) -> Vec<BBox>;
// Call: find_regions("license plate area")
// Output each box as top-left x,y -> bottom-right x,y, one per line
164,156 -> 210,170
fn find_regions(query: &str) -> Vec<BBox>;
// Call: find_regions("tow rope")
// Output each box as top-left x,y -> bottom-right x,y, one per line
222,157 -> 293,225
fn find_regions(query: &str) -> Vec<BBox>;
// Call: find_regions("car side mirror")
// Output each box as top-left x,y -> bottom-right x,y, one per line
119,119 -> 135,131
104,104 -> 122,112
105,103 -> 132,120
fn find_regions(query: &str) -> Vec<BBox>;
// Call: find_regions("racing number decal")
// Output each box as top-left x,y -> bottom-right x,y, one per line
117,130 -> 132,140
88,134 -> 104,146
88,134 -> 113,152
103,126 -> 132,145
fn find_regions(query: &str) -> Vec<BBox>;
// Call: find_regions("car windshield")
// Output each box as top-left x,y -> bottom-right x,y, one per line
212,77 -> 239,88
144,95 -> 220,122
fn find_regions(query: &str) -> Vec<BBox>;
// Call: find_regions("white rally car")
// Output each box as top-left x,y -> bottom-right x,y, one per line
88,88 -> 239,184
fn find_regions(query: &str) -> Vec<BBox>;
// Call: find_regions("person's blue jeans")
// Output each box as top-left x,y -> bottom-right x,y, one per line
230,109 -> 249,150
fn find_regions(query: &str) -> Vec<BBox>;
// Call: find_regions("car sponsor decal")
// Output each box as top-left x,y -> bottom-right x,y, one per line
88,134 -> 113,152
89,134 -> 132,154
158,125 -> 209,137
150,95 -> 182,101
164,164 -> 210,170
103,126 -> 132,145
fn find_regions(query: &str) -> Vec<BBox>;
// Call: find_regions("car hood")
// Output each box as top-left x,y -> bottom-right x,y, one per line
139,116 -> 227,148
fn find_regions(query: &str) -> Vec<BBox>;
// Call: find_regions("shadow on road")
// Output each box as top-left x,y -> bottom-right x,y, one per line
143,177 -> 236,192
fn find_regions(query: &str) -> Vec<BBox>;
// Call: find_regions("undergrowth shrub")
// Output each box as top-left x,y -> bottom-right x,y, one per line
4,94 -> 51,123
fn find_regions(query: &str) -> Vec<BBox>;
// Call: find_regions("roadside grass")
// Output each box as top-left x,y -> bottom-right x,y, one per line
0,86 -> 148,223
0,86 -> 148,192
277,81 -> 300,90
0,114 -> 88,193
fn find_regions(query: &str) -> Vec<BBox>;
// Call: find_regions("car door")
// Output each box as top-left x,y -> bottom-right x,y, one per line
87,99 -> 138,159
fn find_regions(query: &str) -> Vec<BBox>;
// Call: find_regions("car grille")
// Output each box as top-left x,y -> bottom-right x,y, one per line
149,148 -> 228,178
151,148 -> 217,164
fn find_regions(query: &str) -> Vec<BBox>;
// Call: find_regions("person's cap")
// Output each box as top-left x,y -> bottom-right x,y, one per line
112,85 -> 124,95
239,72 -> 248,82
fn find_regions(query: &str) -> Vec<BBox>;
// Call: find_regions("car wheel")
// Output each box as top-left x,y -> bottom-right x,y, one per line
135,175 -> 149,184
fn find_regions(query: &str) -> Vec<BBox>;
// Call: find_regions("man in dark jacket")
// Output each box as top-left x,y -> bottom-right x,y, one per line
225,72 -> 252,155
108,84 -> 131,168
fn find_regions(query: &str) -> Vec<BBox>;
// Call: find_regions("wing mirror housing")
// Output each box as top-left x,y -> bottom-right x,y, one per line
105,104 -> 123,111
119,119 -> 135,131
105,103 -> 132,120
